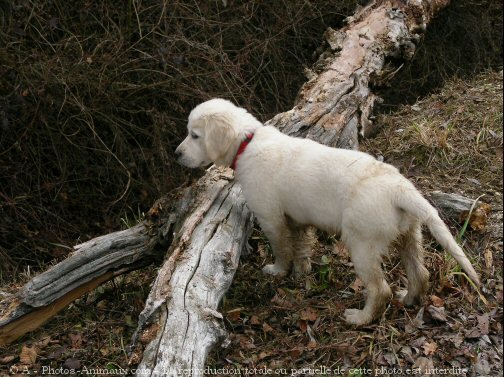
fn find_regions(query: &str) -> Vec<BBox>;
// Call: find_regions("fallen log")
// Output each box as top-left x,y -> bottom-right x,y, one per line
0,0 -> 450,372
429,191 -> 492,231
130,167 -> 253,375
130,1 -> 450,376
0,188 -> 190,345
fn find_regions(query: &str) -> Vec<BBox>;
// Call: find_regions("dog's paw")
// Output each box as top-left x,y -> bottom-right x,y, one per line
292,258 -> 312,278
344,308 -> 373,326
262,264 -> 288,277
397,290 -> 421,308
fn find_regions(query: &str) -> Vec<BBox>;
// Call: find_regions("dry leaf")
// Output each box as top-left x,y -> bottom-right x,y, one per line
399,346 -> 415,364
427,305 -> 447,322
226,308 -> 242,322
410,336 -> 426,349
68,332 -> 82,349
250,315 -> 261,325
462,203 -> 492,231
258,351 -> 271,360
430,295 -> 444,307
262,322 -> 274,333
63,358 -> 81,370
333,241 -> 349,260
413,356 -> 434,373
413,307 -> 425,327
300,307 -> 318,322
35,336 -> 51,349
381,352 -> 396,366
466,313 -> 490,338
350,277 -> 364,293
19,346 -> 37,366
477,314 -> 490,335
405,307 -> 425,334
446,333 -> 465,348
404,323 -> 417,334
422,341 -> 437,356
0,355 -> 16,364
474,354 -> 492,375
270,289 -> 294,309
289,347 -> 303,359
483,249 -> 493,270
237,334 -> 255,349
298,320 -> 308,332
48,345 -> 67,360
99,347 -> 110,356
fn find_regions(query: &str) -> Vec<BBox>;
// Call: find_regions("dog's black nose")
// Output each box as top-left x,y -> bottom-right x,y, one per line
174,149 -> 182,158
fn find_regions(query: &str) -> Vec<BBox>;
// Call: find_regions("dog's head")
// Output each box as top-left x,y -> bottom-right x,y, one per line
175,98 -> 261,168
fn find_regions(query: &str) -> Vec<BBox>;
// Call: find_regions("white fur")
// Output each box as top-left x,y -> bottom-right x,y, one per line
175,98 -> 480,326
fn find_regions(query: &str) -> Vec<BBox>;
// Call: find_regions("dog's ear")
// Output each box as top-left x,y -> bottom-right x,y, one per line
203,113 -> 237,166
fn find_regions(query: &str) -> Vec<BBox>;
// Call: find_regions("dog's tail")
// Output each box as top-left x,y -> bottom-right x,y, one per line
395,186 -> 480,286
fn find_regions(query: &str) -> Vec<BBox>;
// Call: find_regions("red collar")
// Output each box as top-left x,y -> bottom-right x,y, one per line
231,133 -> 254,170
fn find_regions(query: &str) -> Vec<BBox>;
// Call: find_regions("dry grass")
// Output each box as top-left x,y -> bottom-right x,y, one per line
365,71 -> 503,213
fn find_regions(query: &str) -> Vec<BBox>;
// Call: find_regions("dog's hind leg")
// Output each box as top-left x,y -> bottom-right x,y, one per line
344,238 -> 392,326
258,216 -> 294,276
398,223 -> 430,307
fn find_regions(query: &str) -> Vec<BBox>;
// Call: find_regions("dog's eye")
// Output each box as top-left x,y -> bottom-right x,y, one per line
191,132 -> 199,139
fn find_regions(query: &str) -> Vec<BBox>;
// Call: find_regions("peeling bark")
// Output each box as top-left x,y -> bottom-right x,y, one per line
130,168 -> 252,376
273,0 -> 449,142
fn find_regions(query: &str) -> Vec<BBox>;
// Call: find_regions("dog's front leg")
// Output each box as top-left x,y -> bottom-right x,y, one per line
257,217 -> 293,276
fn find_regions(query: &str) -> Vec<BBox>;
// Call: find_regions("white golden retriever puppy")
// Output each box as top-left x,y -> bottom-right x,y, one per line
175,98 -> 480,326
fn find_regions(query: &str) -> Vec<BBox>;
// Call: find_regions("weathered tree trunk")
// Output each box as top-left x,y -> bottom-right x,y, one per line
130,1 -> 450,375
0,0 -> 450,373
0,188 -> 189,345
130,167 -> 253,375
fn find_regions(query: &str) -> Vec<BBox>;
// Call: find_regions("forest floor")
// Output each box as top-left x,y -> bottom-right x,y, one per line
0,70 -> 502,377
